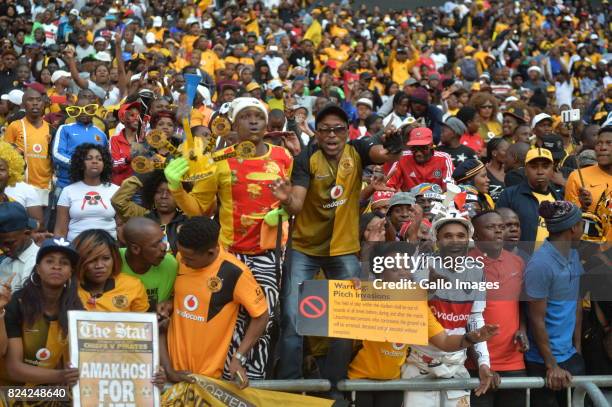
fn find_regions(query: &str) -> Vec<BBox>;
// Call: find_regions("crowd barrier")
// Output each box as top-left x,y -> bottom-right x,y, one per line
336,376 -> 612,407
233,376 -> 612,406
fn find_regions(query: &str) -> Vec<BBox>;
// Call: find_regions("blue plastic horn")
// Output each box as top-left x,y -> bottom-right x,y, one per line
183,73 -> 203,111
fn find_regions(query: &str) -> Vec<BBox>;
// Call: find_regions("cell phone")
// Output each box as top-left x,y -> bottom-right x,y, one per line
269,45 -> 278,52
561,109 -> 580,123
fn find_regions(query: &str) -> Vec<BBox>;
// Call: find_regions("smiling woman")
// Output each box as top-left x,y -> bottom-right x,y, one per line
53,144 -> 119,242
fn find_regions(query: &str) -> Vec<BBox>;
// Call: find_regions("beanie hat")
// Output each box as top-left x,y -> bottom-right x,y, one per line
538,201 -> 582,233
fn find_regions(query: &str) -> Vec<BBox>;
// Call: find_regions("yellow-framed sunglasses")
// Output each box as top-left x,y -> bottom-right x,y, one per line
66,104 -> 100,118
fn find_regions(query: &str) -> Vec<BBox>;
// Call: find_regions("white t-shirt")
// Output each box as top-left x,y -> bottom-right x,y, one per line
5,182 -> 43,208
57,181 -> 119,241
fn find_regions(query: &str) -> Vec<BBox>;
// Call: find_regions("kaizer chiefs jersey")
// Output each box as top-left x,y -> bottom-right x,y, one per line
167,248 -> 267,378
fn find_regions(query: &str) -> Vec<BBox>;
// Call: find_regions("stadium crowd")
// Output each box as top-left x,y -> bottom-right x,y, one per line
0,0 -> 609,405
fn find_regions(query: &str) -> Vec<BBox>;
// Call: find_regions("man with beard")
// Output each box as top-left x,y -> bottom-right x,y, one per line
402,209 -> 497,407
120,217 -> 177,311
497,148 -> 563,252
4,88 -> 52,206
468,211 -> 527,407
387,127 -> 454,192
524,201 -> 585,406
164,97 -> 293,381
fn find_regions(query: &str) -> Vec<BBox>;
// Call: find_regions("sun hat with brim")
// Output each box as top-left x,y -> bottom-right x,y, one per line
36,237 -> 79,267
388,192 -> 416,209
431,210 -> 474,242
315,104 -> 349,128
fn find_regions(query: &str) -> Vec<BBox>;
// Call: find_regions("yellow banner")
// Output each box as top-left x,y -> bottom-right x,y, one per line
161,376 -> 336,407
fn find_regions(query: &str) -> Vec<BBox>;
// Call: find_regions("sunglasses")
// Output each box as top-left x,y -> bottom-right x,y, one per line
317,125 -> 348,136
66,103 -> 99,118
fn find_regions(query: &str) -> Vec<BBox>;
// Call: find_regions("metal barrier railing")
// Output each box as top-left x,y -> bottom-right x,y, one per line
250,379 -> 331,393
335,376 -> 612,407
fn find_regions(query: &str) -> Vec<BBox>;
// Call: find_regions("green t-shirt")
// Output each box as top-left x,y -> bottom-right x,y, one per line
119,248 -> 177,309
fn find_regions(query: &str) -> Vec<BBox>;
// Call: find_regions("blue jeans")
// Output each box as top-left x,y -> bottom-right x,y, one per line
276,249 -> 361,382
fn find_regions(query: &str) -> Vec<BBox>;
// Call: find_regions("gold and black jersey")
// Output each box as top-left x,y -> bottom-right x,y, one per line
0,292 -> 68,386
291,139 -> 374,257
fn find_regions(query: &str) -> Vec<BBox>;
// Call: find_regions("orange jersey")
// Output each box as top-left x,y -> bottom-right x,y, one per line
167,248 -> 267,377
172,144 -> 293,254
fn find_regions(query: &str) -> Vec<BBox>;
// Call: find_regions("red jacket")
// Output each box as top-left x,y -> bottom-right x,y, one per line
386,150 -> 454,192
110,130 -> 132,186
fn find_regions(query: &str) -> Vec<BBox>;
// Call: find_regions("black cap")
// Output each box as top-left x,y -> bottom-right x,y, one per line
540,133 -> 567,162
0,202 -> 37,233
359,72 -> 373,81
315,104 -> 349,128
36,237 -> 80,267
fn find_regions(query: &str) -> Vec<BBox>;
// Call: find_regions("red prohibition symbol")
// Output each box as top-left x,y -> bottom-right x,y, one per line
299,295 -> 327,319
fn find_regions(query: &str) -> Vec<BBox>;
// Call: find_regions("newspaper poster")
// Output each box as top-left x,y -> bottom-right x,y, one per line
68,311 -> 160,407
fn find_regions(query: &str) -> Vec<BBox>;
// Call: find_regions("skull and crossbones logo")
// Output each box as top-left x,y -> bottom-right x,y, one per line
81,191 -> 108,210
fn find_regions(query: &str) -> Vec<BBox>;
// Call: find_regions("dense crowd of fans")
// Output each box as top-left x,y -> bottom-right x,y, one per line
0,0 -> 609,405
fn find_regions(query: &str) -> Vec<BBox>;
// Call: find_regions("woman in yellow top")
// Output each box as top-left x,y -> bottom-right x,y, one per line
347,261 -> 498,407
3,238 -> 82,387
74,229 -> 149,313
469,92 -> 502,139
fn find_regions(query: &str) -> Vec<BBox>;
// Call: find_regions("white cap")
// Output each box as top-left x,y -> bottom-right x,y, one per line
203,20 -> 212,29
196,85 -> 212,106
532,113 -> 552,128
355,98 -> 373,109
229,97 -> 268,123
602,112 -> 612,128
69,8 -> 79,16
93,36 -> 107,44
562,15 -> 572,22
358,19 -> 366,24
268,80 -> 283,90
185,16 -> 199,26
590,33 -> 599,40
95,51 -> 112,62
51,70 -> 70,83
431,210 -> 474,242
145,32 -> 156,44
108,7 -> 119,13
1,89 -> 24,105
527,66 -> 542,74
505,96 -> 519,102
130,73 -> 142,82
152,16 -> 162,28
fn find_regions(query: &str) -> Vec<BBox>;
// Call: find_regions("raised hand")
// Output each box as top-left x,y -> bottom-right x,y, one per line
0,273 -> 14,309
164,158 -> 189,190
269,178 -> 293,204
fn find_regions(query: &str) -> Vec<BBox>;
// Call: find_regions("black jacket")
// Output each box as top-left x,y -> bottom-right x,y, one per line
496,181 -> 563,252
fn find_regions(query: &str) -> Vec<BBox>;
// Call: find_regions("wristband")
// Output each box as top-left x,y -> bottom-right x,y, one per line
234,351 -> 247,367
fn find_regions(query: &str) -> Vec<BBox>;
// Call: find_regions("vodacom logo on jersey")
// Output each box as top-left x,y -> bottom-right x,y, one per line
36,348 -> 51,361
183,295 -> 199,311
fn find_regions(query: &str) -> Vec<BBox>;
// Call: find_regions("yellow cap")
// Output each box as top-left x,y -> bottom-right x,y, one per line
464,45 -> 476,54
525,147 -> 553,164
245,81 -> 261,92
